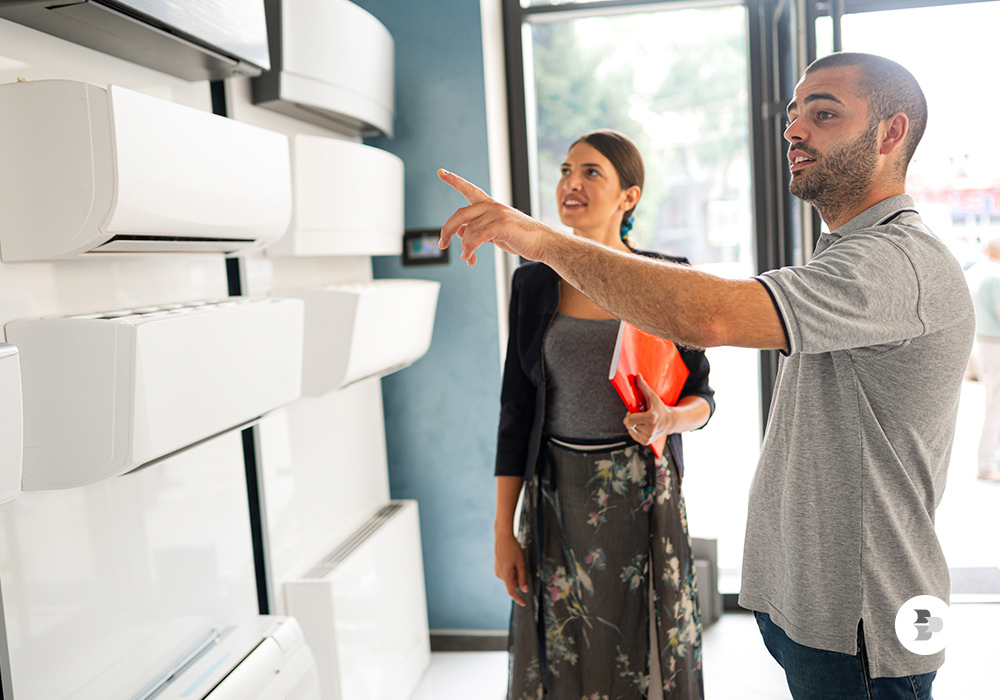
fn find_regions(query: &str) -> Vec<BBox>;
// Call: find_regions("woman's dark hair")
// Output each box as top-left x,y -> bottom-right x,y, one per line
571,129 -> 645,228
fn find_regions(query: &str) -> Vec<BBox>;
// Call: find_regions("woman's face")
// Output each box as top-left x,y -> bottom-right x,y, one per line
556,141 -> 633,238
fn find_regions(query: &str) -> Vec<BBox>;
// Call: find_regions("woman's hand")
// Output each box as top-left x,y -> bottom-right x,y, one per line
624,374 -> 712,444
495,531 -> 529,606
624,373 -> 676,446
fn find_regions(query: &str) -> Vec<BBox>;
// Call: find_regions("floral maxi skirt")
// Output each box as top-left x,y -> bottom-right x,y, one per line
508,439 -> 704,700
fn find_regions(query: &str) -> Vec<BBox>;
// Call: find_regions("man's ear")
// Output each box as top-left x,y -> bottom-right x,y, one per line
880,112 -> 909,157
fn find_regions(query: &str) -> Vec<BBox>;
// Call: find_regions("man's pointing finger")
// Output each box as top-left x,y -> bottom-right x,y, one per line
438,169 -> 492,205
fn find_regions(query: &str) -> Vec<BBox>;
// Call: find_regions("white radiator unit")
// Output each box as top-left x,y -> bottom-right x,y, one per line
275,280 -> 440,396
0,344 -> 21,509
149,617 -> 320,700
284,500 -> 431,700
5,298 -> 304,490
252,0 -> 394,136
266,136 -> 404,257
0,79 -> 292,261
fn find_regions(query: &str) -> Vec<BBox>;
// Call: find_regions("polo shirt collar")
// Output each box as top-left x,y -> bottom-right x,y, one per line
825,194 -> 918,237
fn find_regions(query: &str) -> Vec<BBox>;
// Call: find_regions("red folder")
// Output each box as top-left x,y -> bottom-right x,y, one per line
609,321 -> 689,458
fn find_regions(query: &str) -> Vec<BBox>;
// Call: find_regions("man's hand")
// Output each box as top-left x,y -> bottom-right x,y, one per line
438,169 -> 555,266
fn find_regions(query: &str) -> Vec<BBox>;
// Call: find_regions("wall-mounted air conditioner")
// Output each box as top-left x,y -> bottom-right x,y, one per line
0,344 -> 21,509
0,0 -> 270,81
252,0 -> 394,136
0,80 -> 292,262
267,135 -> 404,257
5,298 -> 304,490
275,280 -> 439,396
149,617 -> 320,700
284,501 -> 430,700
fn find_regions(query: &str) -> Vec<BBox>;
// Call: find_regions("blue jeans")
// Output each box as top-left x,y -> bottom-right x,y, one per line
754,611 -> 936,700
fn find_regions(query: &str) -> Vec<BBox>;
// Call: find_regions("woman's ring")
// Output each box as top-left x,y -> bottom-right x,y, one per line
630,424 -> 638,431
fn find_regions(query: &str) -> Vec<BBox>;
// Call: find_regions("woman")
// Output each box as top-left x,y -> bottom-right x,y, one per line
494,130 -> 714,700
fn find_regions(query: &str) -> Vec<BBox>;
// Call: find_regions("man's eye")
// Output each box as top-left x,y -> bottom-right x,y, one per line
817,111 -> 835,120
560,167 -> 570,176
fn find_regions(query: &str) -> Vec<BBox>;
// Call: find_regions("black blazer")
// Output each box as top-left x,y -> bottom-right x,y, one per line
495,253 -> 715,482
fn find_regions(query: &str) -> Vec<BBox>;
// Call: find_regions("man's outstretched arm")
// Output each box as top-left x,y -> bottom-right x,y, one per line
438,169 -> 787,351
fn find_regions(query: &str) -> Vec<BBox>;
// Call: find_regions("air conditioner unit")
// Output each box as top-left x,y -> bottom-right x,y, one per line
284,501 -> 430,700
0,344 -> 21,509
148,617 -> 320,700
5,297 -> 304,490
0,0 -> 270,81
0,80 -> 292,262
252,0 -> 394,136
275,279 -> 440,396
266,135 -> 404,257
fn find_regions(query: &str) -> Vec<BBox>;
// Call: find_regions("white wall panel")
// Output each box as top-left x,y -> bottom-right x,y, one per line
257,380 -> 391,614
0,431 -> 258,700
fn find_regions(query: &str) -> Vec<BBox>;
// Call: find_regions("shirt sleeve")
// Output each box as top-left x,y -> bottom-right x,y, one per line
677,346 -> 715,428
494,269 -> 536,477
757,233 -> 924,355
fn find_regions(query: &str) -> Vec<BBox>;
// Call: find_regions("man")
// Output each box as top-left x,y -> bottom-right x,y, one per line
968,237 -> 1000,482
438,53 -> 974,698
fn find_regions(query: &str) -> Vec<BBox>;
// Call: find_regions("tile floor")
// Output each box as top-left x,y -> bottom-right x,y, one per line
411,603 -> 1000,699
409,379 -> 1000,699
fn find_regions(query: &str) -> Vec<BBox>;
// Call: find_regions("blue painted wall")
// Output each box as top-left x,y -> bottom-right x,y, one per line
355,0 -> 509,630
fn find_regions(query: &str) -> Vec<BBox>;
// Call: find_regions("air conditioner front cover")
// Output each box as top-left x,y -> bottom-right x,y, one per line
253,0 -> 394,136
153,616 -> 320,700
6,298 -> 304,490
275,279 -> 439,396
0,80 -> 292,261
266,135 -> 403,257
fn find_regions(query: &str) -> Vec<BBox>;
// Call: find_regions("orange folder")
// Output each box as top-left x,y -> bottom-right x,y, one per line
609,321 -> 689,458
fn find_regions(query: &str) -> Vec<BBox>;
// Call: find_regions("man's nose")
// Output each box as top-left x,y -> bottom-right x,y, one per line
784,118 -> 805,143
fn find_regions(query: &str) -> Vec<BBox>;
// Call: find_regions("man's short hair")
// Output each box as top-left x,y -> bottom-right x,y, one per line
806,52 -> 927,177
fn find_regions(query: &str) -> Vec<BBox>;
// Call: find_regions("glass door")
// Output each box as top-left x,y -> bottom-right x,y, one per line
511,0 -> 761,586
815,1 -> 1000,576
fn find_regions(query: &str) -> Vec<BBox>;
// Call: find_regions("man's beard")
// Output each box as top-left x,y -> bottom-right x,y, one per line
789,120 -> 880,224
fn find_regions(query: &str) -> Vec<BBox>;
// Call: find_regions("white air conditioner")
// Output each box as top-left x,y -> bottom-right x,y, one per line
284,501 -> 430,700
0,344 -> 21,509
275,280 -> 439,396
266,136 -> 404,257
152,617 -> 320,700
5,298 -> 304,490
0,80 -> 292,262
253,0 -> 394,136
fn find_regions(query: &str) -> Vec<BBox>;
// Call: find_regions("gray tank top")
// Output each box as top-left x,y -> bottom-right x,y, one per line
543,312 -> 629,439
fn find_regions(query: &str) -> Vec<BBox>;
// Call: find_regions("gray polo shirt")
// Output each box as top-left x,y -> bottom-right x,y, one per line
742,195 -> 975,678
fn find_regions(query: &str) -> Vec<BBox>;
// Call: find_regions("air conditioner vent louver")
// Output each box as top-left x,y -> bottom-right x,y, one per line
304,503 -> 404,580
